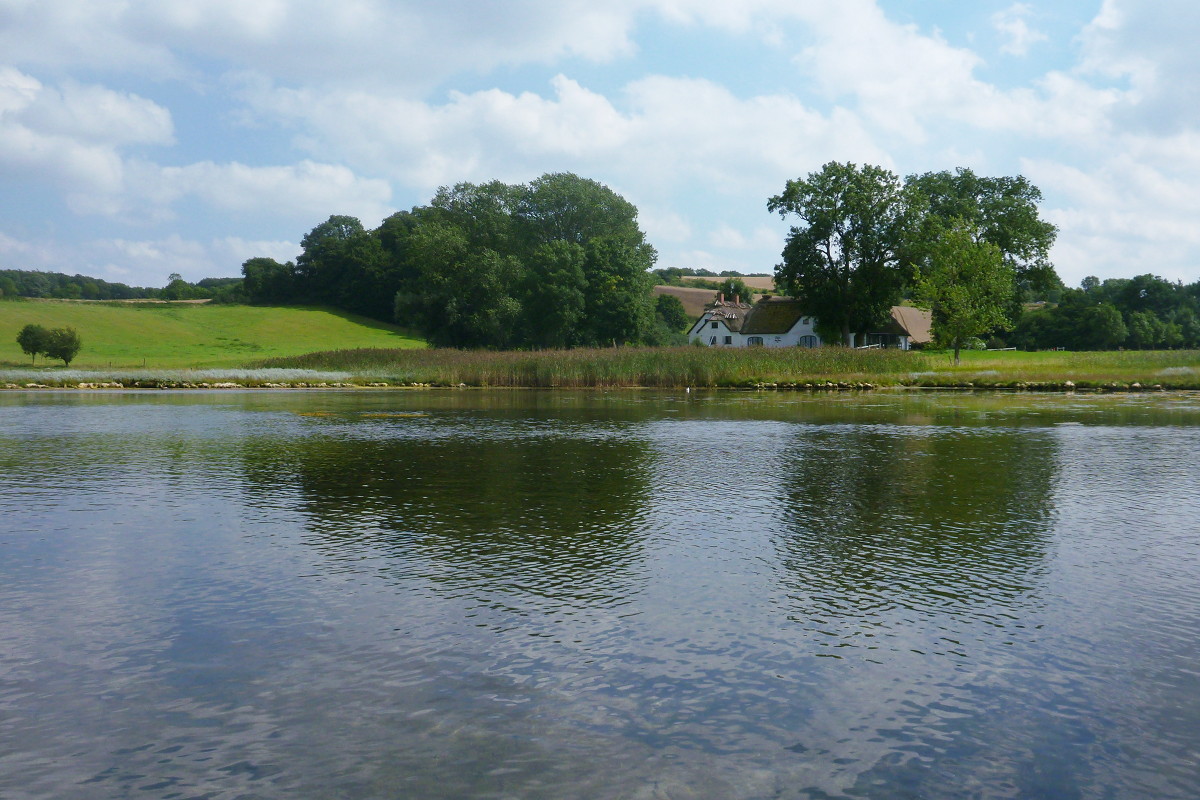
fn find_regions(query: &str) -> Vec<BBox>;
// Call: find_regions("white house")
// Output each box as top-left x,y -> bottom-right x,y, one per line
688,296 -> 931,350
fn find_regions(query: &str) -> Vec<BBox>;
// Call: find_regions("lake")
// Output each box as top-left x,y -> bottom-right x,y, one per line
2,389 -> 1199,799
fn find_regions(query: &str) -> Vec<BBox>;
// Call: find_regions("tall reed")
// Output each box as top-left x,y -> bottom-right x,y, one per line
251,346 -> 929,387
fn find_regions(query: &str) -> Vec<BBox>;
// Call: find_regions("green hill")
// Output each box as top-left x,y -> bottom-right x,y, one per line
1,300 -> 425,369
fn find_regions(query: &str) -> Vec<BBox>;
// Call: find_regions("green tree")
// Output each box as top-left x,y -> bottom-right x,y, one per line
914,218 -> 1014,364
521,240 -> 587,348
579,236 -> 655,346
44,327 -> 81,366
1078,303 -> 1128,350
242,257 -> 296,304
16,323 -> 50,364
518,173 -> 658,346
906,168 -> 1060,305
295,215 -> 368,304
397,219 -> 523,348
655,294 -> 691,331
161,273 -> 195,301
714,276 -> 753,304
769,162 -> 924,346
1126,310 -> 1163,349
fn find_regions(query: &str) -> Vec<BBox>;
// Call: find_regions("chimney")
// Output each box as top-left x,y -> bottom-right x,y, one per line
719,293 -> 725,304
734,294 -> 740,305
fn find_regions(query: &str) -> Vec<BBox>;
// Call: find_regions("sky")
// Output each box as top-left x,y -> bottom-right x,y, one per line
2,0 -> 1198,290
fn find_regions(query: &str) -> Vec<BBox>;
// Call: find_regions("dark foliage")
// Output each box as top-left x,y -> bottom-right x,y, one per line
247,172 -> 659,348
1012,274 -> 1200,350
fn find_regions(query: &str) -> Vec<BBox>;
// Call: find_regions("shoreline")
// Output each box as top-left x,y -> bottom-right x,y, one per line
2,379 -> 1196,393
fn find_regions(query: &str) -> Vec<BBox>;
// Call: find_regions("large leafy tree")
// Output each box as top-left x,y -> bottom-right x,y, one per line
295,215 -> 367,305
521,240 -> 588,348
906,168 -> 1059,306
242,257 -> 296,304
913,218 -> 1014,364
396,216 -> 523,348
518,173 -> 657,346
769,162 -> 924,346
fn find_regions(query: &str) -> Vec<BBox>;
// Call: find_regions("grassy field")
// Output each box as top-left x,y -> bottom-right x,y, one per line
917,348 -> 1200,387
0,300 -> 424,369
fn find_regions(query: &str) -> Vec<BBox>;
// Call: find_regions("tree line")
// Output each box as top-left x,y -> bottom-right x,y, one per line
1013,274 -> 1200,350
241,173 -> 687,347
0,269 -> 242,303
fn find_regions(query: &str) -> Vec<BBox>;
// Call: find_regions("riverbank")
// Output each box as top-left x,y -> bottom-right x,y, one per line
2,347 -> 1198,390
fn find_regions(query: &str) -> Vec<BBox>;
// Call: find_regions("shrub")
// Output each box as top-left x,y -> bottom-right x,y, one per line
44,327 -> 82,366
16,324 -> 51,364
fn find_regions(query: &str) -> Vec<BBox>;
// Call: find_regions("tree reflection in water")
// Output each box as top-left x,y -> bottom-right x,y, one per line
239,414 -> 655,615
772,423 -> 1060,660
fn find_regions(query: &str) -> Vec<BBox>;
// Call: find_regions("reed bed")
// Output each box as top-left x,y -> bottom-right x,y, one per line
252,346 -> 928,388
5,348 -> 1196,391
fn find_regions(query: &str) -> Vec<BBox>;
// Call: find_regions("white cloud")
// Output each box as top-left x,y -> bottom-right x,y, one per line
155,160 -> 393,225
1026,132 -> 1200,285
1077,0 -> 1200,133
638,208 -> 692,244
0,67 -> 171,196
991,4 -> 1047,57
791,3 -> 1128,144
708,224 -> 782,252
243,71 -> 888,208
20,80 -> 174,147
214,237 -> 300,268
0,229 -> 246,283
0,1 -> 645,91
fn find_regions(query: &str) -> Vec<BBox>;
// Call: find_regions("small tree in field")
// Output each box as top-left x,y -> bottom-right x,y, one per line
44,327 -> 82,367
16,324 -> 50,364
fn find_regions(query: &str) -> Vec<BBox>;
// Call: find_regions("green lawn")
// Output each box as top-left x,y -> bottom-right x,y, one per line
918,348 -> 1200,385
0,300 -> 425,369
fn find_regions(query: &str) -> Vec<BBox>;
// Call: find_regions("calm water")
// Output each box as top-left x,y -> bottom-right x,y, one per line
2,389 -> 1199,799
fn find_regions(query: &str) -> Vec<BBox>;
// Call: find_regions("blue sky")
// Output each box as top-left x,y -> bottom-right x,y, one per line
2,0 -> 1197,290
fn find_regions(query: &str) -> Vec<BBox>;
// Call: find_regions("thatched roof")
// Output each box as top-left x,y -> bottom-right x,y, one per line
889,306 -> 932,343
740,297 -> 807,335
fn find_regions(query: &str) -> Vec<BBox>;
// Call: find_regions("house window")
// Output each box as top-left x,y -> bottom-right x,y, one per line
798,335 -> 818,348
746,336 -> 764,346
774,336 -> 781,343
709,336 -> 717,345
724,336 -> 732,345
710,321 -> 718,329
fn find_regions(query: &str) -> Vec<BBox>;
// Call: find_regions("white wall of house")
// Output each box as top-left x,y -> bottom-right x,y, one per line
688,314 -> 822,348
689,317 -> 740,346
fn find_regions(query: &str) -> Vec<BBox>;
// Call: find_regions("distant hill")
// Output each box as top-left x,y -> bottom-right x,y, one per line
0,300 -> 423,369
654,285 -> 764,320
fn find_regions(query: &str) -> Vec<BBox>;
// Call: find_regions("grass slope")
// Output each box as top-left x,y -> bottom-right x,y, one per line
0,300 -> 424,368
